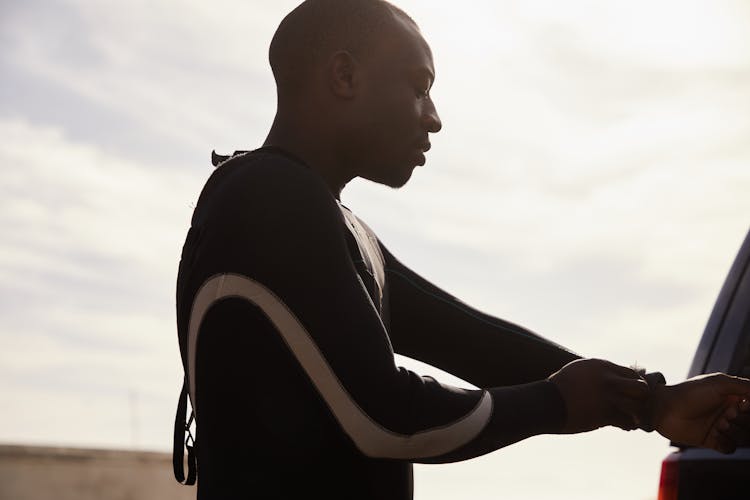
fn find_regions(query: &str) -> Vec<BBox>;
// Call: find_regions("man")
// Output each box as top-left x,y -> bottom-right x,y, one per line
173,1 -> 750,498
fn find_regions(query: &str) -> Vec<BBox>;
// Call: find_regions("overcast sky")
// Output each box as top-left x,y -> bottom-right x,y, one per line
1,1 -> 749,499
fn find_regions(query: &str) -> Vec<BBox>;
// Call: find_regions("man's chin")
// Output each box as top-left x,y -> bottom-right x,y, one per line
362,165 -> 415,189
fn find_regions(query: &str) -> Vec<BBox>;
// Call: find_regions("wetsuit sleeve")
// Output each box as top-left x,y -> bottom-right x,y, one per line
185,156 -> 568,463
381,244 -> 581,388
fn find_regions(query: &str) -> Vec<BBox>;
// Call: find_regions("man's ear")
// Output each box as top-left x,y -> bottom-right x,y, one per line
328,51 -> 359,99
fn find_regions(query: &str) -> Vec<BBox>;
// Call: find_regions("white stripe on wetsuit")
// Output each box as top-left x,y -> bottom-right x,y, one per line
186,273 -> 493,460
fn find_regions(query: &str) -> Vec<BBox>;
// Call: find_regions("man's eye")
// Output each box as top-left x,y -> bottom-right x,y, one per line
417,89 -> 430,98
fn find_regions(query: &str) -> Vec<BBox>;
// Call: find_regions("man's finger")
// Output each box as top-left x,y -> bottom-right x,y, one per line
606,406 -> 639,431
722,405 -> 750,442
705,427 -> 738,454
716,418 -> 749,444
607,392 -> 647,428
729,405 -> 750,427
609,376 -> 650,399
603,361 -> 642,380
707,374 -> 750,396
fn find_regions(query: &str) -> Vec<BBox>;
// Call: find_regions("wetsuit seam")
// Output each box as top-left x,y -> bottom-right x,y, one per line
191,272 -> 488,445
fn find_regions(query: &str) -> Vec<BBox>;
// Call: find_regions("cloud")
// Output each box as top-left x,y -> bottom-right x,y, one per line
0,117 -> 201,449
406,0 -> 750,204
0,0 -> 296,167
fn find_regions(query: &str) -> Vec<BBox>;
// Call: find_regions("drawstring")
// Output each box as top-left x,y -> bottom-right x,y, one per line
173,377 -> 197,485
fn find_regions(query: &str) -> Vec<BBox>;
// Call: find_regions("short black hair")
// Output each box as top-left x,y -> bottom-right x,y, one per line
269,0 -> 417,95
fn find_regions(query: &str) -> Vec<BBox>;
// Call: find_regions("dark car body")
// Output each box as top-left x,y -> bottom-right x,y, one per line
659,228 -> 750,500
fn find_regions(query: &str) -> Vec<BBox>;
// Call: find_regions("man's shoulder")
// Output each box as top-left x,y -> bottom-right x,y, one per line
197,148 -> 331,213
209,148 -> 316,191
193,148 -> 336,227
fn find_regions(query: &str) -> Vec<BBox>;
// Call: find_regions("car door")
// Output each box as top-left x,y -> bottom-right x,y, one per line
660,228 -> 750,500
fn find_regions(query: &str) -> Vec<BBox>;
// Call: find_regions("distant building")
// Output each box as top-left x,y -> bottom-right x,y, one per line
0,444 -> 194,500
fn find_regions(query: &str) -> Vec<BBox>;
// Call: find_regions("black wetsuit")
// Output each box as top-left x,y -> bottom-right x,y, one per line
174,147 -> 580,499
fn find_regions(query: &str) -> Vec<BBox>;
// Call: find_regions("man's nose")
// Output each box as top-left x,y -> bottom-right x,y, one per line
422,101 -> 442,134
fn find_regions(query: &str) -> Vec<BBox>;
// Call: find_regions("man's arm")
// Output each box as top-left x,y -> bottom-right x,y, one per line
179,153 -> 578,464
379,241 -> 750,453
381,245 -> 580,388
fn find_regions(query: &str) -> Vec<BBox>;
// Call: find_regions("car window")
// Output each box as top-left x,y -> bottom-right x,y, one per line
689,229 -> 750,377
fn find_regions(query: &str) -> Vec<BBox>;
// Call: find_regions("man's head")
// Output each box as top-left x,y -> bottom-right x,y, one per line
268,0 -> 442,189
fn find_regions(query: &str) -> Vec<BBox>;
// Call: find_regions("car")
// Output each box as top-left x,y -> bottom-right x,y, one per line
658,228 -> 750,500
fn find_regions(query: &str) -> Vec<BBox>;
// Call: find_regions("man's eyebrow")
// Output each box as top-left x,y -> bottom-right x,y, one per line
414,67 -> 435,85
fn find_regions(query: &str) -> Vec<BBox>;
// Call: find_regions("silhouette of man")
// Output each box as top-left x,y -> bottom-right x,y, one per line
174,1 -> 750,498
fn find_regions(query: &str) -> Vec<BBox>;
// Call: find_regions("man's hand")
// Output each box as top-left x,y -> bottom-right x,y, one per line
549,358 -> 650,433
653,373 -> 750,454
549,360 -> 750,452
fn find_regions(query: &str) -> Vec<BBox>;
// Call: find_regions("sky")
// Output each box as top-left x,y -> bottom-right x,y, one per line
1,0 -> 749,499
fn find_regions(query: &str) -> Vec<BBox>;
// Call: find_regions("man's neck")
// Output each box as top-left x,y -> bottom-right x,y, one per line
264,116 -> 353,200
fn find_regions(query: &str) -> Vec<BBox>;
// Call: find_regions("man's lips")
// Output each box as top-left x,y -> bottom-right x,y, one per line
413,141 -> 431,166
410,140 -> 431,167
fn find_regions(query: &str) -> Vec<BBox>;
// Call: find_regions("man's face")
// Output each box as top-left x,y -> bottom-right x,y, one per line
351,21 -> 442,188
